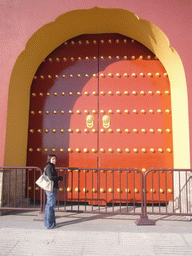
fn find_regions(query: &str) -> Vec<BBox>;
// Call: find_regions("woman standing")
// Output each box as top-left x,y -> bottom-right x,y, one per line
44,154 -> 63,229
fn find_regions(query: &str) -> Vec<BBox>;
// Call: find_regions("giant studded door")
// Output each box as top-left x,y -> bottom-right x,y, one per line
27,33 -> 173,203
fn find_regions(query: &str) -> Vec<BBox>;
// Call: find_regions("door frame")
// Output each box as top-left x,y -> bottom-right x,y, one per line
4,7 -> 190,170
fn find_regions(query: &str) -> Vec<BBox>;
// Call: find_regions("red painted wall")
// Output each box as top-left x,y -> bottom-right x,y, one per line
0,0 -> 192,166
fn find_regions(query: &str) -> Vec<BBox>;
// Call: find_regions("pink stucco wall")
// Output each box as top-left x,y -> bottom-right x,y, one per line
0,0 -> 192,166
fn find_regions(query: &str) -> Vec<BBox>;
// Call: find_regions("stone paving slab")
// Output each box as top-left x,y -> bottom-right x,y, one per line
0,211 -> 192,255
1,228 -> 192,255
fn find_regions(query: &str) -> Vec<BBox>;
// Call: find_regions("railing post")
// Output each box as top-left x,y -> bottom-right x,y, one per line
34,167 -> 44,221
33,188 -> 44,221
136,169 -> 155,225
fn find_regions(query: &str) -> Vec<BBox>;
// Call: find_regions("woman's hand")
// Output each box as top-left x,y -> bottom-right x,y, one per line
58,176 -> 63,182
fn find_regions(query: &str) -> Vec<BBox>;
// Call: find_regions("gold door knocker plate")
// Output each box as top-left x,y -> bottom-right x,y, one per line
86,115 -> 94,128
102,115 -> 110,128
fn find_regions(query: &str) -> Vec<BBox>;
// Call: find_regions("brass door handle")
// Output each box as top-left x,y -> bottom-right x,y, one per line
86,115 -> 94,128
102,115 -> 110,128
86,114 -> 110,128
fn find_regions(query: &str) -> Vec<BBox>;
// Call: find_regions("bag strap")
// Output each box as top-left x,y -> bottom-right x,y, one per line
44,164 -> 54,176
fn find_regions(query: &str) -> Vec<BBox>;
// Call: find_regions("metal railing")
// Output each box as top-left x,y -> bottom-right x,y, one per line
0,167 -> 43,213
144,169 -> 192,217
54,167 -> 144,216
0,167 -> 192,225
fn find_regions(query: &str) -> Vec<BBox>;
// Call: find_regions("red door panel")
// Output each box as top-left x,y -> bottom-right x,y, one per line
27,35 -> 99,201
27,33 -> 173,203
98,34 -> 173,202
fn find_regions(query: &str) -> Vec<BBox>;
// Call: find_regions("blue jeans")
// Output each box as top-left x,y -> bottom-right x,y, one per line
44,188 -> 57,229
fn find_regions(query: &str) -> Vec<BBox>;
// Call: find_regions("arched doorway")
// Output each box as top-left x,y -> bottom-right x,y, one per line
4,7 -> 189,171
27,33 -> 173,203
3,7 -> 189,208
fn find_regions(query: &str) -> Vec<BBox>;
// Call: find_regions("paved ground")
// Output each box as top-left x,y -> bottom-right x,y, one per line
0,211 -> 192,255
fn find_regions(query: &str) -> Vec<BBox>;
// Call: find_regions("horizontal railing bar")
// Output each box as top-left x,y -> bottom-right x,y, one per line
0,166 -> 42,170
145,169 -> 192,175
0,207 -> 41,211
56,167 -> 142,172
53,209 -> 142,215
145,212 -> 192,216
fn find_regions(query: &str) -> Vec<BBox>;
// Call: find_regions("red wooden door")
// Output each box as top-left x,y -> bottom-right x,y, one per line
27,35 -> 99,169
27,33 -> 173,203
98,34 -> 173,202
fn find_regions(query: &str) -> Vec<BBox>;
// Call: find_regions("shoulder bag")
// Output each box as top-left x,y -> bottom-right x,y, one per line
35,169 -> 53,192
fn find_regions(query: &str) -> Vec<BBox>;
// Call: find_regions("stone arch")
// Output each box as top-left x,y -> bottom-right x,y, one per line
4,7 -> 189,169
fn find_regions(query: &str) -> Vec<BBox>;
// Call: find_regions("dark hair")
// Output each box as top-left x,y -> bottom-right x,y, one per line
47,154 -> 57,163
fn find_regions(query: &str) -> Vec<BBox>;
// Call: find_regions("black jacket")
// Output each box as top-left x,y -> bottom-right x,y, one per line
45,162 -> 62,188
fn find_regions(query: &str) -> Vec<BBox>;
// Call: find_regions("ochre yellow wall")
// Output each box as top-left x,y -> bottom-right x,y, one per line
4,7 -> 189,169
